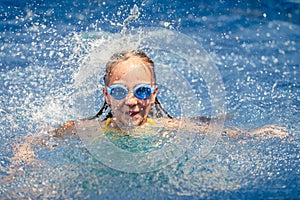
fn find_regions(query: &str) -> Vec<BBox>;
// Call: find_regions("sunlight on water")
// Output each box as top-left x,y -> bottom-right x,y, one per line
0,1 -> 299,199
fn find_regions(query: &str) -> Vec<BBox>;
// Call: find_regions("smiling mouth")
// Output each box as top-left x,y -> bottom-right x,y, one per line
127,111 -> 139,117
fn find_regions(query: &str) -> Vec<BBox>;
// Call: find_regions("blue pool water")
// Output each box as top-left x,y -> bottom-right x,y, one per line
1,0 -> 299,199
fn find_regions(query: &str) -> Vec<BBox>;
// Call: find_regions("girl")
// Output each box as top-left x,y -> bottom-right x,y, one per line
53,49 -> 186,136
53,49 -> 287,138
8,49 -> 287,176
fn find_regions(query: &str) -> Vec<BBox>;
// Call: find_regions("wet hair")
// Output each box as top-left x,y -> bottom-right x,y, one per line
88,49 -> 172,120
104,50 -> 155,86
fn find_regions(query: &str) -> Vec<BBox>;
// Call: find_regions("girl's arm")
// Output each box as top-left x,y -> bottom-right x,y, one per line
192,116 -> 288,138
51,121 -> 77,137
249,125 -> 288,138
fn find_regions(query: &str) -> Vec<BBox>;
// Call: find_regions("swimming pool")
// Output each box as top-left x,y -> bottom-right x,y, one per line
1,0 -> 299,199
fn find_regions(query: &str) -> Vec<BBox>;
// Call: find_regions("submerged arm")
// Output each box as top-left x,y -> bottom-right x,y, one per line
191,115 -> 288,138
249,125 -> 289,138
6,120 -> 80,183
221,125 -> 289,138
9,121 -> 77,172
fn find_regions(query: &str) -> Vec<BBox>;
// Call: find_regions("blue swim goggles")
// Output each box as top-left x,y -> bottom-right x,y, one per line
106,84 -> 156,100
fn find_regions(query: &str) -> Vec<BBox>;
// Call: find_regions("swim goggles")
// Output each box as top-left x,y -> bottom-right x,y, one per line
106,84 -> 156,100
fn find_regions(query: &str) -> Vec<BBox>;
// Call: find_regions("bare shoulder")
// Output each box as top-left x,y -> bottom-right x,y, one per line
75,119 -> 105,128
52,119 -> 105,137
152,118 -> 189,129
154,118 -> 205,132
75,119 -> 105,134
162,118 -> 182,129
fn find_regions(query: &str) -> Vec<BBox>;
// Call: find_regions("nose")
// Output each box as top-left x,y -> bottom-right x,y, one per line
125,92 -> 138,106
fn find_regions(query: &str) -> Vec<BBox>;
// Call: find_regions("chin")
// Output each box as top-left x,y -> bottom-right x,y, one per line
123,116 -> 144,127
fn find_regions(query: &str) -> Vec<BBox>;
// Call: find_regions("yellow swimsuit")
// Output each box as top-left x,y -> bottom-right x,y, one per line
103,117 -> 155,133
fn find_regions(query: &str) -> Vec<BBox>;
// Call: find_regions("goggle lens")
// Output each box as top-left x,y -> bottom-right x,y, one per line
109,85 -> 128,100
107,84 -> 155,100
134,85 -> 152,100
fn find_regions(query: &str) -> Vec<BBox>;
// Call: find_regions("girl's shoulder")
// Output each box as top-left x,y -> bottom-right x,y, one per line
75,119 -> 105,128
152,117 -> 199,129
52,119 -> 105,137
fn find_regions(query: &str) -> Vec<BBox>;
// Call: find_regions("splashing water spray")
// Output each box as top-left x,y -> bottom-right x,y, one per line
75,3 -> 226,173
120,4 -> 141,128
121,4 -> 140,35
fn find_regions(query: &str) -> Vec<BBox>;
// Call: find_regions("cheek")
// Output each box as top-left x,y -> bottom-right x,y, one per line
110,99 -> 124,110
110,99 -> 152,112
139,100 -> 152,110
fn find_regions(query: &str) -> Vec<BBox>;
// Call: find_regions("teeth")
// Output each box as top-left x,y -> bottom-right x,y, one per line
128,111 -> 138,116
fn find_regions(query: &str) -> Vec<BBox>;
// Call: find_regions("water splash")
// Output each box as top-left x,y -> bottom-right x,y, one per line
1,1 -> 299,199
121,4 -> 140,35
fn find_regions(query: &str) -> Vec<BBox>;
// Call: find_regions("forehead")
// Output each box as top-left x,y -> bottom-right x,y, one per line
109,57 -> 153,85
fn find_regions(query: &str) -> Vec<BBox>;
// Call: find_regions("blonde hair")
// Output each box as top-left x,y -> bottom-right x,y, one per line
104,50 -> 155,86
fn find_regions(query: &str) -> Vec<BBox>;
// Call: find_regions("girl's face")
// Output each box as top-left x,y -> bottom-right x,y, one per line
103,56 -> 158,128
